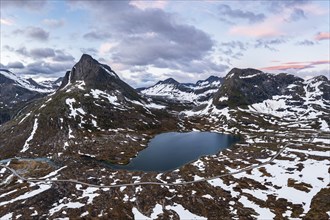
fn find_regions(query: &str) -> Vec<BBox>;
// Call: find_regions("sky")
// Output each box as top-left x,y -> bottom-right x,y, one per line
0,0 -> 329,87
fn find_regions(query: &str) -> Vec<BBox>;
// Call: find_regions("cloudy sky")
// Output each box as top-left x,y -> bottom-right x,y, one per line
0,0 -> 329,87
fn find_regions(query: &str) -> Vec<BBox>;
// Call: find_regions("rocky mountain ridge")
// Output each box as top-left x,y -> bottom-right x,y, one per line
0,54 -> 173,163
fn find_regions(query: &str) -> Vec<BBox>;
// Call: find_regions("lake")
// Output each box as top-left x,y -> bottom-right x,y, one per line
108,131 -> 239,172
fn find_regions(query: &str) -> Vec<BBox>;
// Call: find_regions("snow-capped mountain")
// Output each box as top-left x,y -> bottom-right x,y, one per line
183,68 -> 330,135
140,75 -> 223,104
0,54 -> 169,162
0,69 -> 55,124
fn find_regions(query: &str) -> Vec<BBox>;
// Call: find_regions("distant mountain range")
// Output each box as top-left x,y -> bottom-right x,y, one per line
139,76 -> 224,104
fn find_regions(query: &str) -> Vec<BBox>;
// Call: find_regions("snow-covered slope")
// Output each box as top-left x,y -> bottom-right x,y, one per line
140,76 -> 223,104
0,69 -> 53,93
38,77 -> 63,90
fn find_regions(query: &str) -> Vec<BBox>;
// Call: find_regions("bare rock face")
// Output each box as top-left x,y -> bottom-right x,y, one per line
59,54 -> 117,88
59,54 -> 140,101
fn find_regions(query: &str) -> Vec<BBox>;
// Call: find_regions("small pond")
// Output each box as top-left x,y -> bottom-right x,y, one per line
108,131 -> 239,172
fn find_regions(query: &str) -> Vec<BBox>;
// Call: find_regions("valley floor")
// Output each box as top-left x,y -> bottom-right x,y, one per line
0,113 -> 329,219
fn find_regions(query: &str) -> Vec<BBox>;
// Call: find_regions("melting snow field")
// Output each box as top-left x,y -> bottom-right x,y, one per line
20,118 -> 39,152
65,98 -> 86,118
132,203 -> 207,220
90,89 -> 120,106
0,183 -> 51,207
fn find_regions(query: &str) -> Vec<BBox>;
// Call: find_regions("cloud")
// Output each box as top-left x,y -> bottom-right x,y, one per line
21,61 -> 73,75
6,61 -> 25,69
11,47 -> 76,75
266,0 -> 309,13
218,4 -> 266,24
83,31 -> 112,41
15,47 -> 29,56
0,18 -> 14,26
221,41 -> 247,51
266,0 -> 310,24
26,27 -> 49,41
229,15 -> 284,38
230,25 -> 281,38
288,8 -> 306,22
122,71 -> 160,88
129,0 -> 167,10
14,46 -> 75,63
261,60 -> 330,71
99,42 -> 118,55
3,45 -> 15,52
13,27 -> 50,41
255,38 -> 287,51
0,0 -> 47,10
68,1 -> 225,75
315,32 -> 330,41
52,50 -> 75,62
295,40 -> 315,46
110,30 -> 213,68
80,48 -> 98,56
30,48 -> 55,58
43,19 -> 64,28
293,69 -> 329,79
219,41 -> 248,59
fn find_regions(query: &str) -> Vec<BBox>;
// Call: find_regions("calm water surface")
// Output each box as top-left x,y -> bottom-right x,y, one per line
109,131 -> 239,172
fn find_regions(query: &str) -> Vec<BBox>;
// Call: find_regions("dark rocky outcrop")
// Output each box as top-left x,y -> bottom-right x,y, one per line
212,68 -> 306,108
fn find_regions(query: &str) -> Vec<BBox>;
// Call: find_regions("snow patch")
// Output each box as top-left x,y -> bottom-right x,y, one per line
21,118 -> 39,152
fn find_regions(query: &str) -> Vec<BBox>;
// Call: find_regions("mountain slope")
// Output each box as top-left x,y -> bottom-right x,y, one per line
0,54 -> 174,164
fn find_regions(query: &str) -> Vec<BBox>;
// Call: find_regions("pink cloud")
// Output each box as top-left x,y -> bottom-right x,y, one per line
230,26 -> 281,38
229,16 -> 284,38
261,64 -> 311,71
315,32 -> 330,41
261,60 -> 330,71
0,18 -> 14,26
310,60 -> 330,65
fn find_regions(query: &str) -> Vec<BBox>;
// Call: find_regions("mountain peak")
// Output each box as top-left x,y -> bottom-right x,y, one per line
75,54 -> 101,73
59,54 -> 119,89
79,54 -> 98,63
161,78 -> 179,85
